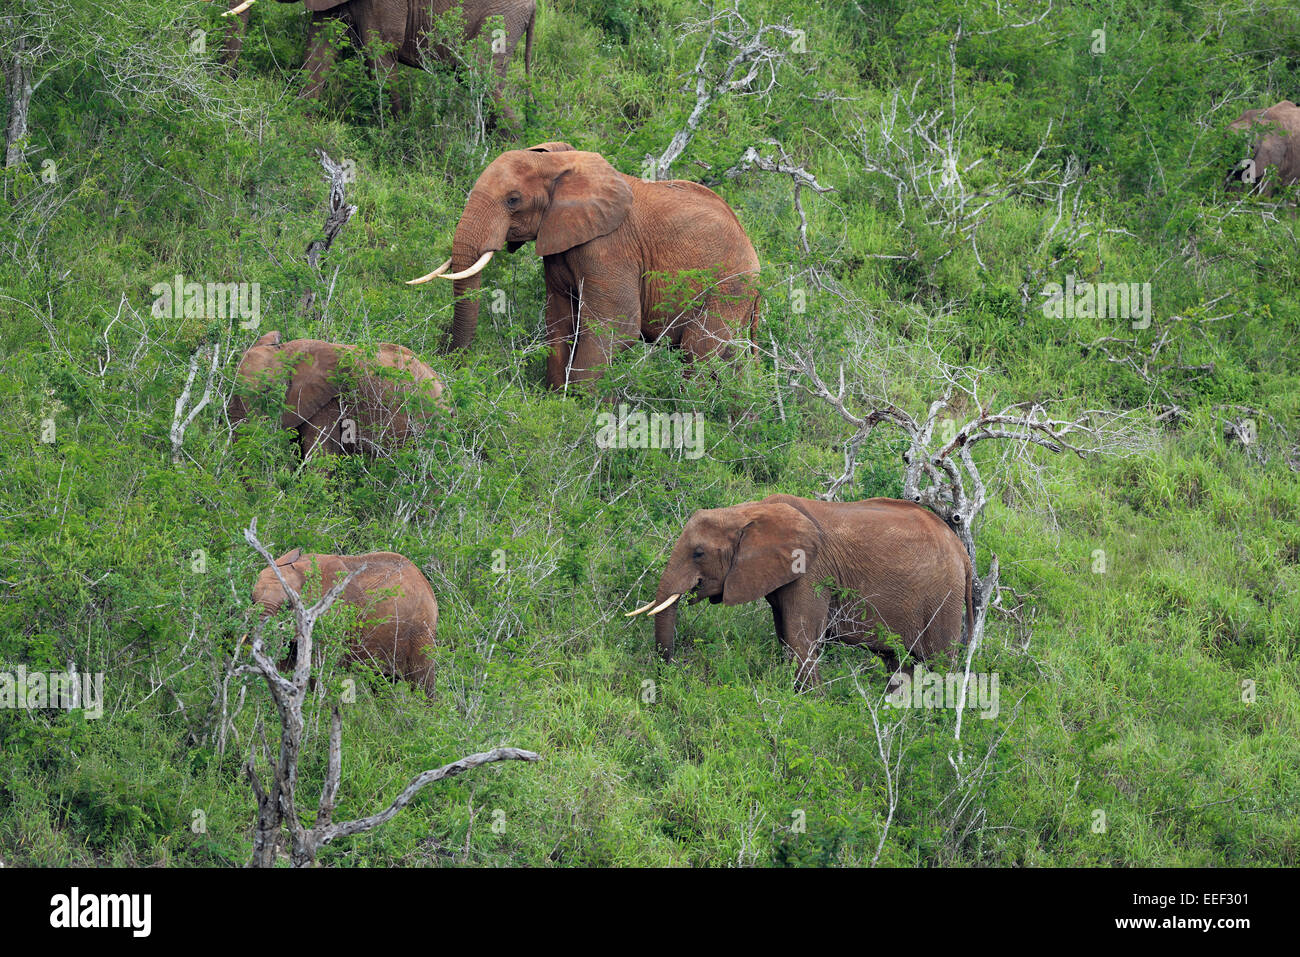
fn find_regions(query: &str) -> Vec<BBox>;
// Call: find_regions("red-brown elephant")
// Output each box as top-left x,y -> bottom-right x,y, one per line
253,549 -> 438,695
228,331 -> 446,459
1226,100 -> 1300,196
627,495 -> 974,688
222,0 -> 535,117
408,142 -> 761,389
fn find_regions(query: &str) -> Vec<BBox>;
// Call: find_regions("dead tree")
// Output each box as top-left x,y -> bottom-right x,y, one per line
170,342 -> 221,464
725,139 -> 834,253
300,149 -> 357,315
239,518 -> 539,867
852,44 -> 1066,273
651,3 -> 804,181
782,349 -> 1152,652
2,7 -> 54,171
1084,295 -> 1229,415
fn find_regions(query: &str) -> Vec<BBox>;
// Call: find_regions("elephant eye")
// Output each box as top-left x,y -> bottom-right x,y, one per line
506,193 -> 521,209
692,547 -> 705,560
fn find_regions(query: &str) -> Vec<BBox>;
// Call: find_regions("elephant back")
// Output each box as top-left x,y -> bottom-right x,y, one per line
340,343 -> 446,449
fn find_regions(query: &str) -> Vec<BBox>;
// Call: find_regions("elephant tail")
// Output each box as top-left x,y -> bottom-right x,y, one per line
524,5 -> 536,79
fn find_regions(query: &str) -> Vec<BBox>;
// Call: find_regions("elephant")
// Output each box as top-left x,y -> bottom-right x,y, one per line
627,495 -> 974,688
1226,100 -> 1300,196
210,1 -> 255,75
407,142 -> 761,390
228,331 -> 446,458
233,0 -> 535,118
253,549 -> 438,695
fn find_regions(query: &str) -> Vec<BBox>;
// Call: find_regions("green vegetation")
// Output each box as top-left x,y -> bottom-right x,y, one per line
0,0 -> 1297,867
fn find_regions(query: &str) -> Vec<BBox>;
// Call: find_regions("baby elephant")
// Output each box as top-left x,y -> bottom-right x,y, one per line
253,549 -> 438,695
229,331 -> 446,458
628,494 -> 973,687
1226,100 -> 1300,196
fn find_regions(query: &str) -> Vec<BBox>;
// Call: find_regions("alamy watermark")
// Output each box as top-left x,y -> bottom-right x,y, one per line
595,404 -> 705,459
0,666 -> 104,719
886,664 -> 999,719
151,274 -> 260,328
1042,274 -> 1152,329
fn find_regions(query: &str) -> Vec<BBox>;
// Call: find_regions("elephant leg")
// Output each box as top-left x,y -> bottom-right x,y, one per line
568,283 -> 641,387
299,403 -> 345,459
405,636 -> 437,697
301,15 -> 341,100
678,313 -> 735,366
486,43 -> 517,126
544,289 -> 577,390
776,583 -> 829,689
879,651 -> 914,693
682,279 -> 758,365
221,3 -> 251,76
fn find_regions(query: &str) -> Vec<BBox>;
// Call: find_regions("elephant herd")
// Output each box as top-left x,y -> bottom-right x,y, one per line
219,0 -> 535,118
226,4 -> 1300,695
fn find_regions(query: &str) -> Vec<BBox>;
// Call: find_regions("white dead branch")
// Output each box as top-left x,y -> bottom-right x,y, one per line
301,150 -> 357,315
171,342 -> 221,464
725,139 -> 835,252
651,3 -> 804,180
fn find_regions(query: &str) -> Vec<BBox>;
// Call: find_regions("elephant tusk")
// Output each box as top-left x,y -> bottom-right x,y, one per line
646,593 -> 680,616
406,258 -> 453,285
438,250 -> 494,281
625,599 -> 659,618
223,0 -> 255,16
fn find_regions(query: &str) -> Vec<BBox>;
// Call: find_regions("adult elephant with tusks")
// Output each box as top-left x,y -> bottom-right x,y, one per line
408,142 -> 761,389
223,0 -> 536,119
627,495 -> 974,689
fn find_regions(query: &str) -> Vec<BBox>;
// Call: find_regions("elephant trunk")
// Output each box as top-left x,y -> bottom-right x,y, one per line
652,554 -> 697,661
654,595 -> 679,661
446,192 -> 503,351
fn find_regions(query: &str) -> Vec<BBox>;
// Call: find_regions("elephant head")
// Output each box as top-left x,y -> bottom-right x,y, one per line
252,548 -> 311,619
229,331 -> 293,428
408,141 -> 633,350
627,501 -> 820,661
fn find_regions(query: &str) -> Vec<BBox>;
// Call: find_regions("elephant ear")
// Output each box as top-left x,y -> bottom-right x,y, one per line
1229,108 -> 1265,133
1254,134 -> 1290,179
528,141 -> 576,153
536,152 -> 633,257
282,344 -> 341,431
722,504 -> 820,606
261,551 -> 308,608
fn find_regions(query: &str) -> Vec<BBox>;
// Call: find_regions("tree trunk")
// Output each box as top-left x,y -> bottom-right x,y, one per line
4,32 -> 33,170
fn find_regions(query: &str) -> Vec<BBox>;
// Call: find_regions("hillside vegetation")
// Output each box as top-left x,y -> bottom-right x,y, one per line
0,0 -> 1297,866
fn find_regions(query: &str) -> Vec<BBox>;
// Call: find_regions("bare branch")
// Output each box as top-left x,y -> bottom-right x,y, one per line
652,3 -> 804,180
